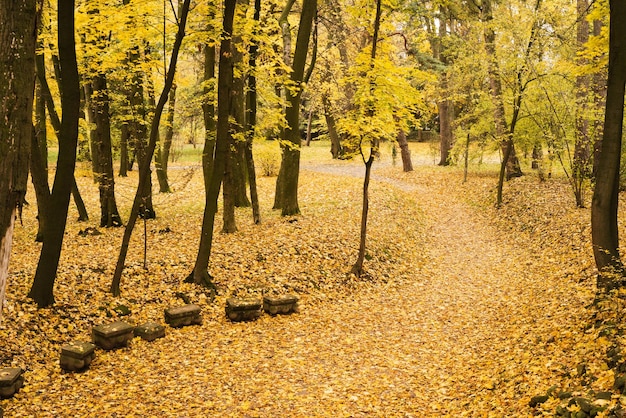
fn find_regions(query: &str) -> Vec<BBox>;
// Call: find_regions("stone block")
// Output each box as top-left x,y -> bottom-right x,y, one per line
0,367 -> 24,399
92,321 -> 134,350
164,304 -> 202,328
225,298 -> 263,322
263,294 -> 299,315
60,342 -> 96,371
134,322 -> 165,341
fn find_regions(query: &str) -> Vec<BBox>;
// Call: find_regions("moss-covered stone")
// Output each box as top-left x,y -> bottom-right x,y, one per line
164,304 -> 202,327
528,394 -> 549,407
134,322 -> 165,341
60,341 -> 96,371
92,321 -> 134,350
0,368 -> 24,399
225,298 -> 262,322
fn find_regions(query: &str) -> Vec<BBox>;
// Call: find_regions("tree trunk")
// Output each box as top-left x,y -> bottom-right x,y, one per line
437,97 -> 454,166
119,123 -> 129,176
245,0 -> 262,225
28,0 -> 80,307
274,0 -> 317,216
156,84 -> 176,193
110,0 -> 191,296
352,0 -> 382,277
0,0 -> 38,321
188,0 -> 235,289
87,75 -> 122,227
351,154 -> 374,275
324,96 -> 342,159
572,0 -> 592,208
591,0 -> 626,291
397,127 -> 413,172
32,68 -> 50,242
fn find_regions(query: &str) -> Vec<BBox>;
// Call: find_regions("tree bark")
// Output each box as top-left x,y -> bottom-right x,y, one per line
0,0 -> 38,321
32,66 -> 50,242
274,0 -> 317,216
591,0 -> 626,290
397,127 -> 413,172
156,84 -> 176,193
245,0 -> 262,225
28,0 -> 80,307
572,0 -> 592,208
352,0 -> 382,277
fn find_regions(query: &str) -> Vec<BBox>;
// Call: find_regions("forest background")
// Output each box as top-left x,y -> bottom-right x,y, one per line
2,0 -> 626,416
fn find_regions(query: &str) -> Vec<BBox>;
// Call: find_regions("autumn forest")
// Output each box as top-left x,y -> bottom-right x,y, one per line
1,0 -> 625,416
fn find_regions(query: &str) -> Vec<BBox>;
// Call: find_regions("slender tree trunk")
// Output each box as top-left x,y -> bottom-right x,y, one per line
352,0 -> 382,276
572,0 -> 591,208
111,0 -> 191,296
591,0 -> 626,290
245,0 -> 262,225
0,0 -> 38,320
352,154 -> 374,275
156,84 -> 176,193
188,0 -> 236,288
119,123 -> 129,176
28,0 -> 80,307
32,69 -> 50,242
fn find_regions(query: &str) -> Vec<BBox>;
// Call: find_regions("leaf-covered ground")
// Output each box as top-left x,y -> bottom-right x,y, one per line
1,146 -> 624,416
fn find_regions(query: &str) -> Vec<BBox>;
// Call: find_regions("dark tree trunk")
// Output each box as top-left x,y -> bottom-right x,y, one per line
86,75 -> 122,227
188,0 -> 235,289
274,0 -> 317,216
352,0 -> 382,277
36,43 -> 88,222
591,0 -> 626,291
32,66 -> 51,242
156,84 -> 176,193
572,0 -> 592,208
245,0 -> 262,225
29,0 -> 80,307
110,0 -> 191,296
0,0 -> 38,320
119,123 -> 129,176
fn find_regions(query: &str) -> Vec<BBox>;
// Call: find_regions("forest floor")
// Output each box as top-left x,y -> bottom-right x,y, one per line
1,144 -> 625,417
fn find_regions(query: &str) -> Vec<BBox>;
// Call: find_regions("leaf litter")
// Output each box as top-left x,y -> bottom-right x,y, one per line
0,158 -> 621,417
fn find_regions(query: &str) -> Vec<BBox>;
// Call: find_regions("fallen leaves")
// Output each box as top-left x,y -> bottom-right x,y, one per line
0,146 -> 622,416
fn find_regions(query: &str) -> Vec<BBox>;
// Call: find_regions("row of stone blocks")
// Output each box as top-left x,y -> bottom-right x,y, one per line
2,296 -> 298,397
226,295 -> 299,322
58,304 -> 203,373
